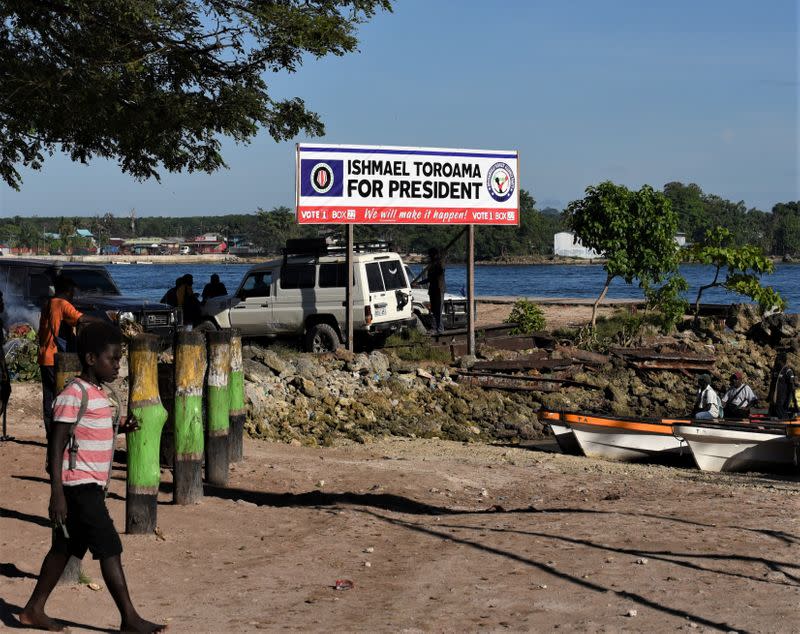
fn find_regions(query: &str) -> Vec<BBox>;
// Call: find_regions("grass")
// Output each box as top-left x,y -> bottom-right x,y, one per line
385,328 -> 452,363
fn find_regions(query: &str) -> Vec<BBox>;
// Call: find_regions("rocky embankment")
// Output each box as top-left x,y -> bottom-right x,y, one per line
240,308 -> 799,446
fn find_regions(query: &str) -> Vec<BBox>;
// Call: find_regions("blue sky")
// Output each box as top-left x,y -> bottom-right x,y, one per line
1,0 -> 797,217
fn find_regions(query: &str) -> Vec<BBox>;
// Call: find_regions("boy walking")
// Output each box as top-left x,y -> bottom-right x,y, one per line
20,321 -> 165,633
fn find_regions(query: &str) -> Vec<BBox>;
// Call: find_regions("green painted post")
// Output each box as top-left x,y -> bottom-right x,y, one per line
54,352 -> 82,584
205,330 -> 231,486
174,331 -> 206,504
228,329 -> 245,463
126,334 -> 168,534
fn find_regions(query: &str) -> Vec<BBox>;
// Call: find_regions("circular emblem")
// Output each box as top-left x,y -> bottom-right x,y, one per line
486,162 -> 515,202
310,162 -> 335,194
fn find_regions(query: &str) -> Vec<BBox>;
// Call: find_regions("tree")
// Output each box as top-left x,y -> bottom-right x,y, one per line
565,181 -> 680,327
772,202 -> 800,257
1,0 -> 392,190
690,227 -> 785,314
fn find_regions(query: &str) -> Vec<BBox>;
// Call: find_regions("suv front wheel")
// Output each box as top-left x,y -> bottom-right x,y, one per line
304,322 -> 342,353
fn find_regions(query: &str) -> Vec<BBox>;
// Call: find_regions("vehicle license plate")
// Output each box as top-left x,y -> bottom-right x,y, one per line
375,306 -> 387,317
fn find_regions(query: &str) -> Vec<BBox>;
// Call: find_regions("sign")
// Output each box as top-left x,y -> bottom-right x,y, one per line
296,144 -> 519,225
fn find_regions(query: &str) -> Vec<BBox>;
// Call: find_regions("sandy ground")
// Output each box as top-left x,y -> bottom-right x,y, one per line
475,302 -> 617,331
1,382 -> 799,633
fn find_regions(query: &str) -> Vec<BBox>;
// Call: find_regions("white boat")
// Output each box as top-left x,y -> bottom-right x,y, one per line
674,420 -> 799,473
540,411 -> 582,455
564,412 -> 689,462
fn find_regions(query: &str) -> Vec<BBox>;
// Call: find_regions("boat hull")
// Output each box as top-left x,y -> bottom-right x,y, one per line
562,413 -> 687,462
548,422 -> 583,455
570,423 -> 685,462
674,425 -> 798,473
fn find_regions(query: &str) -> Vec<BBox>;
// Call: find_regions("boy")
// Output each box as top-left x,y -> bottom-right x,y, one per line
20,321 -> 165,633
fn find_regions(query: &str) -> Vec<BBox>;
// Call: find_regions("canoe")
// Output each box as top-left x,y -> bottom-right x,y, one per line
563,412 -> 691,462
674,419 -> 800,473
540,410 -> 583,455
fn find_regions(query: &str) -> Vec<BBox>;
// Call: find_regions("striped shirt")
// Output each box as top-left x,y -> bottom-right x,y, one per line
54,378 -> 116,487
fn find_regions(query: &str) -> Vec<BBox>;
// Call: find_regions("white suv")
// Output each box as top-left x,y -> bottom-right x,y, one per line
200,240 -> 414,352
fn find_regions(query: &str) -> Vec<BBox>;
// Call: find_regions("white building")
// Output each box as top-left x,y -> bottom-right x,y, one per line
553,232 -> 601,259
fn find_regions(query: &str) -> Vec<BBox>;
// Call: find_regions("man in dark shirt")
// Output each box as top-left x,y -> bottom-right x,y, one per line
202,274 -> 228,302
425,247 -> 446,334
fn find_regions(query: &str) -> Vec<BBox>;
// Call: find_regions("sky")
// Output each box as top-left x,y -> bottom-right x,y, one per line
1,0 -> 797,218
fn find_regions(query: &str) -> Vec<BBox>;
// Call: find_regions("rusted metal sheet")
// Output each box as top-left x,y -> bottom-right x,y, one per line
629,359 -> 715,371
457,374 -> 560,392
555,346 -> 610,366
610,347 -> 715,370
472,355 -> 570,372
459,371 -> 601,391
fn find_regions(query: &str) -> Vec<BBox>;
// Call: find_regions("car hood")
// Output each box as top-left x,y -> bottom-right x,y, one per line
74,294 -> 174,312
410,289 -> 466,303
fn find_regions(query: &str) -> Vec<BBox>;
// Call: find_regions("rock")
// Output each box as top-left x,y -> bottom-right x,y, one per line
417,368 -> 434,380
254,349 -> 292,375
626,610 -> 637,618
368,351 -> 391,375
635,558 -> 648,565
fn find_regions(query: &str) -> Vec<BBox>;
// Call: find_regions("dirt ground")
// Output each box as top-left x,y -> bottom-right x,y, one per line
476,302 -> 617,331
1,381 -> 799,633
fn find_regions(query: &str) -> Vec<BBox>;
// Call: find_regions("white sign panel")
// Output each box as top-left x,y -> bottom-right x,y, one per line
296,144 -> 519,225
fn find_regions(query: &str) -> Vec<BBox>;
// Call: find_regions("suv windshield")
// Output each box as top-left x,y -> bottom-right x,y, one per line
69,270 -> 120,295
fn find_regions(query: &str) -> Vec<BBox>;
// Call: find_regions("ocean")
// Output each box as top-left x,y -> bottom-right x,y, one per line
107,262 -> 800,312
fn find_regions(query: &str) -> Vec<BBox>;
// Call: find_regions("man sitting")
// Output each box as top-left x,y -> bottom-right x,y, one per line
721,371 -> 758,419
693,374 -> 721,420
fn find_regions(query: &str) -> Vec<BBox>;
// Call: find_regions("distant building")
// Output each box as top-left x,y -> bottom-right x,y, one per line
122,237 -> 165,255
553,232 -> 601,259
675,233 -> 688,248
183,233 -> 227,254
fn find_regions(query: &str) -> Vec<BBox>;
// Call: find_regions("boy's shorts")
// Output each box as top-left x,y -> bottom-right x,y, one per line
53,484 -> 123,561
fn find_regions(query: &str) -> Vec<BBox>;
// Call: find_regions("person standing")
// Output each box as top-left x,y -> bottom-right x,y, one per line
693,374 -> 722,420
721,371 -> 758,419
38,276 -> 94,438
20,322 -> 166,633
425,247 -> 446,334
201,273 -> 228,302
0,290 -> 11,423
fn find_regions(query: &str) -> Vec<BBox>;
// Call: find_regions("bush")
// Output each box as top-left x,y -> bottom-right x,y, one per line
504,299 -> 546,334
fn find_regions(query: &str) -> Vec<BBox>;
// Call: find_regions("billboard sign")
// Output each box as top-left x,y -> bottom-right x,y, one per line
296,144 -> 519,225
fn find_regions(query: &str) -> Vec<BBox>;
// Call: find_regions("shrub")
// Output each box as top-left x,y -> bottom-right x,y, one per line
504,299 -> 546,334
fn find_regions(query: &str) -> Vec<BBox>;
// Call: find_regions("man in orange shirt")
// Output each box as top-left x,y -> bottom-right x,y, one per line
38,276 -> 96,438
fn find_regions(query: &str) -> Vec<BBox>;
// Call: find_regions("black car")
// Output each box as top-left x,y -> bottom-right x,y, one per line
0,259 -> 179,335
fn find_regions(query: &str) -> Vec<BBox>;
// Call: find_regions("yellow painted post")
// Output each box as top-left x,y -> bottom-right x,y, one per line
205,330 -> 231,486
174,331 -> 206,504
228,329 -> 245,463
126,334 -> 168,534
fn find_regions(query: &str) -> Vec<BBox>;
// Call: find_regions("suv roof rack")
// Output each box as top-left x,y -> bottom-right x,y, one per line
282,238 -> 392,263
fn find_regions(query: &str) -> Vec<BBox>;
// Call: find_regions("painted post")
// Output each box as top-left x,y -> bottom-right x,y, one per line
228,329 -> 245,463
126,334 -> 168,534
173,331 -> 206,504
54,352 -> 82,585
205,330 -> 231,486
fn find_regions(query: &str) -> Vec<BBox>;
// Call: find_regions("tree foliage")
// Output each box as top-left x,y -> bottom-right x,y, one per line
689,227 -> 785,314
565,181 -> 680,326
0,0 -> 392,189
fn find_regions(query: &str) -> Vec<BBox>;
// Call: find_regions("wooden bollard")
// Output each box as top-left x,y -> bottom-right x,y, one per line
53,352 -> 83,585
54,352 -> 81,393
174,331 -> 206,504
205,330 -> 231,486
228,329 -> 245,463
126,334 -> 168,534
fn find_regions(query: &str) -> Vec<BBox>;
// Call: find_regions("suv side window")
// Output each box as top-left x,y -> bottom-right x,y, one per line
239,271 -> 272,298
280,264 -> 315,289
318,263 -> 351,288
365,262 -> 384,292
380,260 -> 406,291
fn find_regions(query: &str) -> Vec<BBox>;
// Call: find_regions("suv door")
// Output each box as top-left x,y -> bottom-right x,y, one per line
229,270 -> 274,336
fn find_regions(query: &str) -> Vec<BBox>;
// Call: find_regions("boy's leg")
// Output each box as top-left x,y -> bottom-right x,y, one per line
19,548 -> 71,631
100,555 -> 165,633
